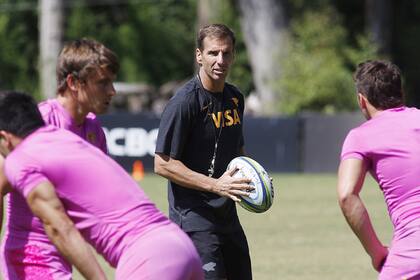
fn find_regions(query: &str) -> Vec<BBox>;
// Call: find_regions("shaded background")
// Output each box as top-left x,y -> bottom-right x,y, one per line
0,0 -> 418,172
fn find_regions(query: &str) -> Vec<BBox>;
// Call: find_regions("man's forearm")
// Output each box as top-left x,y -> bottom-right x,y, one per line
155,153 -> 252,201
44,220 -> 106,279
155,155 -> 216,192
340,193 -> 384,258
27,182 -> 107,280
338,158 -> 387,270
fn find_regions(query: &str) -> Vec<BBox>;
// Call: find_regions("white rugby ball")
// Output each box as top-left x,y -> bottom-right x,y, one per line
227,156 -> 274,213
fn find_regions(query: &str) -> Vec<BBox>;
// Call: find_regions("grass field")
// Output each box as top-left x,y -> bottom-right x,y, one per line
7,173 -> 392,280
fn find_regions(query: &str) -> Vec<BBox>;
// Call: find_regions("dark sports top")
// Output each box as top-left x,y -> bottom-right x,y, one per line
155,76 -> 245,232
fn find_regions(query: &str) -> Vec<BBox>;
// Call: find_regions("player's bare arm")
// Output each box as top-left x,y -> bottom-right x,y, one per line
154,152 -> 253,201
26,181 -> 107,280
337,158 -> 388,271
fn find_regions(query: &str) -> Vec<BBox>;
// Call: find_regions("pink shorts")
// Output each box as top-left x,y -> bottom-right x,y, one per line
380,230 -> 420,280
0,238 -> 71,280
116,224 -> 204,280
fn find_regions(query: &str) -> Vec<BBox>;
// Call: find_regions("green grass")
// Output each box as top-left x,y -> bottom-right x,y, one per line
5,173 -> 392,280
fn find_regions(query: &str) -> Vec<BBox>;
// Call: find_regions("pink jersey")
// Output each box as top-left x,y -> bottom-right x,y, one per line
4,126 -> 171,266
341,106 -> 420,279
38,99 -> 107,153
1,99 -> 108,279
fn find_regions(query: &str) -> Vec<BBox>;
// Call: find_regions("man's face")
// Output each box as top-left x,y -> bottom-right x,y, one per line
196,36 -> 234,83
78,68 -> 116,115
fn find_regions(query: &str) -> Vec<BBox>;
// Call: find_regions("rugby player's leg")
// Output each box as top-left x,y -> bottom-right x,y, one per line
187,230 -> 228,280
1,239 -> 71,280
222,227 -> 252,280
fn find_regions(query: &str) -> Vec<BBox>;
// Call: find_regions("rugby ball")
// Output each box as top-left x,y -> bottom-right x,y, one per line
227,156 -> 274,213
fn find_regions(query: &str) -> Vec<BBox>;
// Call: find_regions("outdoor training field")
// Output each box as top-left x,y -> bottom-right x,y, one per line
1,173 -> 391,280
75,173 -> 393,280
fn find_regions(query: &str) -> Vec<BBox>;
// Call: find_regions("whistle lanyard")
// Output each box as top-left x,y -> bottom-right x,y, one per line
196,74 -> 224,177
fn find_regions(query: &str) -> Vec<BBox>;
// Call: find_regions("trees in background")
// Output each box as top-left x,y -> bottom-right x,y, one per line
0,0 -> 38,97
236,0 -> 287,114
393,1 -> 420,107
227,0 -> 377,114
66,0 -> 196,86
1,0 -> 420,113
277,7 -> 377,114
39,0 -> 63,99
366,0 -> 392,55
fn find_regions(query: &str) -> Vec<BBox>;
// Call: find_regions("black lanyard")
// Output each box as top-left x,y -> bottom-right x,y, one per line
196,74 -> 224,177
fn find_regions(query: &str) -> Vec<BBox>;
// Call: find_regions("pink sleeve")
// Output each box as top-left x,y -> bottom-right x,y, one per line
5,154 -> 49,197
340,129 -> 366,161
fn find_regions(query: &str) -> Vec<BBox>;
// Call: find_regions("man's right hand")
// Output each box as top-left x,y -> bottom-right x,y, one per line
213,168 -> 254,202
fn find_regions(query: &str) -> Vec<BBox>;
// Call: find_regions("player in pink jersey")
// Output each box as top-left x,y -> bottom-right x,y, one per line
338,60 -> 420,279
0,91 -> 203,280
0,39 -> 118,279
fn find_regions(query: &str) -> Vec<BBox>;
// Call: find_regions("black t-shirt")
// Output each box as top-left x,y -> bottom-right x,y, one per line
155,76 -> 245,232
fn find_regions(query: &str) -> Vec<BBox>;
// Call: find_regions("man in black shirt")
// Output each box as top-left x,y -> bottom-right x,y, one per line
155,24 -> 253,280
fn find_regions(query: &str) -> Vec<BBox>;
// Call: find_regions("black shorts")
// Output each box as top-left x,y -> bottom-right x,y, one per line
187,228 -> 252,280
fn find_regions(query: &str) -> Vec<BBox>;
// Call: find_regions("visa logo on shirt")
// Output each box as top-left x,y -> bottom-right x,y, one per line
211,109 -> 241,128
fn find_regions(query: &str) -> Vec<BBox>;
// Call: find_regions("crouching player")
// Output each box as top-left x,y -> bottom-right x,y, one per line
0,91 -> 203,280
0,38 -> 117,279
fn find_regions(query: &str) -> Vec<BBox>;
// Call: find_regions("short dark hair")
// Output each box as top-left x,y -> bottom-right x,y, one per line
0,91 -> 45,137
353,60 -> 404,109
196,23 -> 236,50
57,38 -> 119,94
